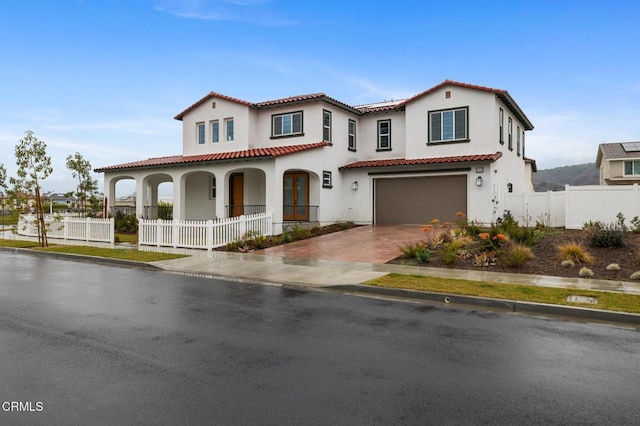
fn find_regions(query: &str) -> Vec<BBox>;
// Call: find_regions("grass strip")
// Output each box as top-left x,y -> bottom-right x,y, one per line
33,245 -> 187,262
364,273 -> 640,314
0,239 -> 42,248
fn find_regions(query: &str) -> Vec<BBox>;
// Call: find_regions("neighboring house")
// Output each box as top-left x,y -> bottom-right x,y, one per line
596,142 -> 640,185
96,80 -> 535,232
50,193 -> 77,208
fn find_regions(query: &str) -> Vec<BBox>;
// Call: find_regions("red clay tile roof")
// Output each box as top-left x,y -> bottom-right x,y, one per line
340,152 -> 503,169
95,142 -> 330,172
174,92 -> 359,120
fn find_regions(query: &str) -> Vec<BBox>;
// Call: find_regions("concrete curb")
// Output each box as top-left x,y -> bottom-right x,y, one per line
329,284 -> 640,325
0,246 -> 161,271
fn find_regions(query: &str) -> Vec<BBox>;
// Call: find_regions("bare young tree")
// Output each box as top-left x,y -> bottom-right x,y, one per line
66,152 -> 98,215
11,131 -> 53,247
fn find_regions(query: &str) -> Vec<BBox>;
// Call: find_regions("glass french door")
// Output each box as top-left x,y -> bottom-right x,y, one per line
283,172 -> 309,221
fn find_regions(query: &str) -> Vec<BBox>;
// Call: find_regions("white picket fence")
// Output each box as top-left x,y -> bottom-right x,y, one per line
18,215 -> 115,244
506,184 -> 640,229
139,212 -> 273,250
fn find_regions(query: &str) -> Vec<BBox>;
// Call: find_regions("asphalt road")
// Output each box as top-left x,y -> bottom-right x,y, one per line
0,252 -> 639,425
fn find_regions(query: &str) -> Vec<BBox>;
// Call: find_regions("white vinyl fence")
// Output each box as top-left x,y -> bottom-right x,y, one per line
139,212 -> 273,250
506,184 -> 640,229
18,215 -> 115,244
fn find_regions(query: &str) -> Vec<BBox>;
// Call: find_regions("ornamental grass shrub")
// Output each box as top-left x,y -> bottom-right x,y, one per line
556,242 -> 595,264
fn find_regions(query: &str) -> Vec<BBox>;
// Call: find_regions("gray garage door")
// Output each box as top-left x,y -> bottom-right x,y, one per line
374,175 -> 467,224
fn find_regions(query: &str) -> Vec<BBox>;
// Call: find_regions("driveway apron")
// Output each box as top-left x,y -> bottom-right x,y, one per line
256,225 -> 423,263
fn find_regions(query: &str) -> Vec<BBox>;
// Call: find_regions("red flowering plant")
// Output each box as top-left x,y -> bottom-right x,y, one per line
421,218 -> 453,249
478,231 -> 508,251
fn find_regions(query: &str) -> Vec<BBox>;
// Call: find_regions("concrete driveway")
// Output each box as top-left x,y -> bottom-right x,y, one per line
257,225 -> 424,263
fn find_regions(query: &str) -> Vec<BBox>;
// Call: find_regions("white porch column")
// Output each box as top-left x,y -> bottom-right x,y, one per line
265,170 -> 283,235
135,178 -> 145,219
105,175 -> 117,217
172,176 -> 184,220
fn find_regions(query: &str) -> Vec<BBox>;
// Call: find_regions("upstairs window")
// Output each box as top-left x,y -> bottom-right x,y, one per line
516,125 -> 521,156
323,110 -> 332,143
211,120 -> 219,143
499,108 -> 504,144
272,111 -> 303,137
197,122 -> 205,144
225,118 -> 234,141
624,161 -> 640,176
348,119 -> 356,151
508,117 -> 513,151
377,119 -> 391,151
522,131 -> 526,157
429,107 -> 468,143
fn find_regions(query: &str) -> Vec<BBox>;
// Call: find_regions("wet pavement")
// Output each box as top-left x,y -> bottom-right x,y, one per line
2,252 -> 640,425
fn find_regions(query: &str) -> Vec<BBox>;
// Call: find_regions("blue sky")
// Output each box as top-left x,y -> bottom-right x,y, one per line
1,0 -> 639,194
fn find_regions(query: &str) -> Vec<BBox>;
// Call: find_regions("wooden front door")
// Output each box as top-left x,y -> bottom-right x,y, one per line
230,173 -> 244,216
283,172 -> 309,221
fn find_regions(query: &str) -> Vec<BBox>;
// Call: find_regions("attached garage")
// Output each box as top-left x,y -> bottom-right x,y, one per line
374,174 -> 467,224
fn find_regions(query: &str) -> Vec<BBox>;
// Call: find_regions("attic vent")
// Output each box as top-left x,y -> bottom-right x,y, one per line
212,102 -> 216,109
621,142 -> 640,152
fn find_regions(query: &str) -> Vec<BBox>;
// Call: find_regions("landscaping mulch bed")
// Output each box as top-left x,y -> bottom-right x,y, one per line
388,228 -> 640,282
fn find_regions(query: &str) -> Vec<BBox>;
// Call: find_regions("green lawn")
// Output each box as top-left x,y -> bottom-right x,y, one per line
365,273 -> 640,314
0,239 -> 186,262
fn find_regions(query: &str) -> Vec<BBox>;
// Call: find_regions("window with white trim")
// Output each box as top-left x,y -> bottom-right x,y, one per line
508,117 -> 513,151
499,108 -> 504,144
624,161 -> 640,176
522,131 -> 526,157
225,118 -> 234,141
516,125 -> 521,156
322,170 -> 332,188
210,177 -> 217,199
348,119 -> 356,151
272,111 -> 303,137
377,119 -> 391,150
323,110 -> 332,143
197,122 -> 205,144
429,107 -> 468,143
211,120 -> 219,143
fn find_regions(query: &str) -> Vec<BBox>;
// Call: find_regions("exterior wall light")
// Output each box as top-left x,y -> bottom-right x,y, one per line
352,181 -> 358,190
476,176 -> 483,186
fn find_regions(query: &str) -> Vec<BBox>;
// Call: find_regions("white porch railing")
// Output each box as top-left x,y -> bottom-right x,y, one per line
138,212 -> 273,251
18,215 -> 115,244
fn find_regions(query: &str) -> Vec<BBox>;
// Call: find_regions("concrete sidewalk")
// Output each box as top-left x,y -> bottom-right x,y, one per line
148,248 -> 640,295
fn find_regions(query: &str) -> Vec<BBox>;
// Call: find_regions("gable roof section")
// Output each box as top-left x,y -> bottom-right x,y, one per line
174,92 -> 360,120
596,142 -> 640,167
95,142 -> 330,172
340,152 -> 503,169
394,80 -> 534,130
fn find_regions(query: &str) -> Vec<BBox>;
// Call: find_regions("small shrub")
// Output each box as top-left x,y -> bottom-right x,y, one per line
339,221 -> 356,230
630,216 -> 640,233
561,260 -> 575,268
506,226 -> 538,246
630,271 -> 640,280
415,246 -> 432,263
399,241 -> 426,258
282,232 -> 293,243
473,251 -> 489,267
500,243 -> 534,267
557,242 -> 595,264
588,224 -> 624,248
270,235 -> 283,245
310,226 -> 322,235
253,234 -> 268,249
439,240 -> 466,265
114,235 -> 121,243
289,225 -> 312,240
606,263 -> 621,271
578,267 -> 594,278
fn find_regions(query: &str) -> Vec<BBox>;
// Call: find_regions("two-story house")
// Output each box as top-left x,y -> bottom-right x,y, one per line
596,142 -> 640,185
96,80 -> 535,233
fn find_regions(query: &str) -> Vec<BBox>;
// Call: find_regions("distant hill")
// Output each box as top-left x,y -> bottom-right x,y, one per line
533,163 -> 599,191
